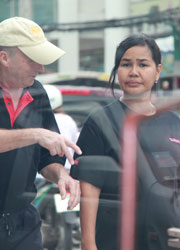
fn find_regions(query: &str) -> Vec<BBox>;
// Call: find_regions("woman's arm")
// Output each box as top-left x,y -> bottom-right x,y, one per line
80,180 -> 101,250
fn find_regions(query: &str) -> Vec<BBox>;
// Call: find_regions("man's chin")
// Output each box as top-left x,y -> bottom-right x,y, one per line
26,79 -> 35,87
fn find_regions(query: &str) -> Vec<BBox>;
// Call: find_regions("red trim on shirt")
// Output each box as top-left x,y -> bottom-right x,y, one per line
2,89 -> 34,127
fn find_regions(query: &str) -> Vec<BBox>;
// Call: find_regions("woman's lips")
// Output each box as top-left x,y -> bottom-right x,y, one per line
126,81 -> 142,87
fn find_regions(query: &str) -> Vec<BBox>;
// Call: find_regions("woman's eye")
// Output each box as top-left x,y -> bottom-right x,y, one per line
121,63 -> 130,67
140,63 -> 147,67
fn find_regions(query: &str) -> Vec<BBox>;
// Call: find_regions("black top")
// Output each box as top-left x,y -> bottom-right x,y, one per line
0,80 -> 65,212
71,100 -> 180,250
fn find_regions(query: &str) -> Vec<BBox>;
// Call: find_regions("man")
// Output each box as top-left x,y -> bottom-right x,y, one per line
0,16 -> 81,250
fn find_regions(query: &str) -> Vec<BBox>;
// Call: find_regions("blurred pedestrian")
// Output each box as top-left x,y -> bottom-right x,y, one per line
44,84 -> 79,172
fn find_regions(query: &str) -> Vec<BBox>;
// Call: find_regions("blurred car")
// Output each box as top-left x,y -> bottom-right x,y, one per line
37,71 -> 122,130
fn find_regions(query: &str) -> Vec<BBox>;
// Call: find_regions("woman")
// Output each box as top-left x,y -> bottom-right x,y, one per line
71,34 -> 180,250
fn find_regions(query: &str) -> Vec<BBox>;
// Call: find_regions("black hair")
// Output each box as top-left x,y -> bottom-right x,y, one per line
109,33 -> 161,94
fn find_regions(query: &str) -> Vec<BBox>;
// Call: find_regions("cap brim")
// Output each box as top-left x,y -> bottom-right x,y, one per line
18,40 -> 65,65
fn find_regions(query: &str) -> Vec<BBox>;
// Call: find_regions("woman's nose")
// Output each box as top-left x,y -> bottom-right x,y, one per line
129,65 -> 138,76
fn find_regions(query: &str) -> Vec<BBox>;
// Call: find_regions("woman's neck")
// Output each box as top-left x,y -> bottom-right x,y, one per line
120,95 -> 156,116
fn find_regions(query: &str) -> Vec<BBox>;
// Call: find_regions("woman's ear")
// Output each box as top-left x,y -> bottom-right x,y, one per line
156,64 -> 162,82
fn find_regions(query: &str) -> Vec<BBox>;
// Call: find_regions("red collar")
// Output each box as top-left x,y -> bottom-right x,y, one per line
2,89 -> 34,127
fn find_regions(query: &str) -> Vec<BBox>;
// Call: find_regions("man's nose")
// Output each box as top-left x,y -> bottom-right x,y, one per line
38,64 -> 45,73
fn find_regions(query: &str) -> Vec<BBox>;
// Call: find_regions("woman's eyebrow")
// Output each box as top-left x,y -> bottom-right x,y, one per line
121,58 -> 131,61
121,58 -> 150,62
137,58 -> 150,62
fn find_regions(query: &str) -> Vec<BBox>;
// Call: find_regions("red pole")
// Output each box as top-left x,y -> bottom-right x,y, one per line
120,114 -> 139,250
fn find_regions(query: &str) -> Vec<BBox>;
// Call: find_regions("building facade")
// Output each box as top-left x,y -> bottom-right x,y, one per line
0,0 -> 179,75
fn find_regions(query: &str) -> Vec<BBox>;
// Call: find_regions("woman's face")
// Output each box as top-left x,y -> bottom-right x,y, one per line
117,45 -> 161,97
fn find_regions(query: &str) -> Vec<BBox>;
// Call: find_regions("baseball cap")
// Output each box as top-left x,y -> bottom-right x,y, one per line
0,17 -> 65,65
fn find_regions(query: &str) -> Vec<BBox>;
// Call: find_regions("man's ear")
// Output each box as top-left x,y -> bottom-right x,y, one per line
0,51 -> 9,66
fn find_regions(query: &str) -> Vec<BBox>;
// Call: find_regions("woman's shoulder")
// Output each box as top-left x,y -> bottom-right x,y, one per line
159,110 -> 180,122
89,99 -> 124,119
84,99 -> 125,138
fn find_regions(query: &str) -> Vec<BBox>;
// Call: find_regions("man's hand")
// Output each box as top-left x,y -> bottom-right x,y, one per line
0,129 -> 82,164
58,167 -> 80,210
40,163 -> 80,210
36,129 -> 82,164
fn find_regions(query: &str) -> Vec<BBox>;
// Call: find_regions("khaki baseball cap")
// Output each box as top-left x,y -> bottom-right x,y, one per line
0,16 -> 65,65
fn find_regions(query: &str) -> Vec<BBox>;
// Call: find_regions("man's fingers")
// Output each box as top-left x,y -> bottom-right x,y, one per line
65,138 -> 82,155
67,181 -> 80,210
59,137 -> 82,164
64,150 -> 74,165
49,148 -> 57,156
38,130 -> 81,158
58,169 -> 80,210
58,141 -> 74,164
58,179 -> 67,200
